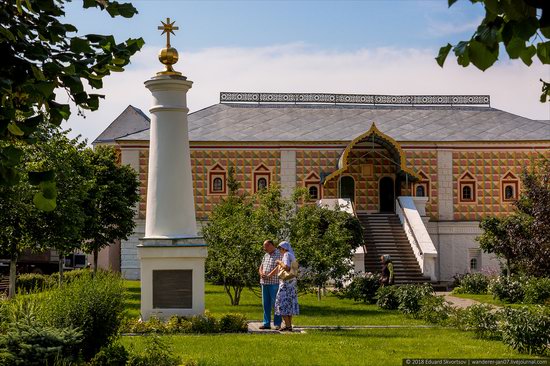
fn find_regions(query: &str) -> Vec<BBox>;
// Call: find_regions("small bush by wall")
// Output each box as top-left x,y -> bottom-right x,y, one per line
418,295 -> 452,325
453,273 -> 489,294
375,286 -> 400,310
15,273 -> 55,294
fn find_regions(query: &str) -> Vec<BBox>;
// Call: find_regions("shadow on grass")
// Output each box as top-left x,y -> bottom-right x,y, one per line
298,304 -> 389,318
311,329 -> 417,339
125,287 -> 141,294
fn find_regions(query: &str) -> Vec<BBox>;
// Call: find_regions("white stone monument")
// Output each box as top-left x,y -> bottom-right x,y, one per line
138,18 -> 207,320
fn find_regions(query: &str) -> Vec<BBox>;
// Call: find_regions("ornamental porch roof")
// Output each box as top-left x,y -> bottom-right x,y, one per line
111,102 -> 550,143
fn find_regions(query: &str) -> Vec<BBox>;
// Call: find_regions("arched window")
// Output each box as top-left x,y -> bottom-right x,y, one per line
415,185 -> 425,197
462,185 -> 472,200
470,258 -> 478,271
253,164 -> 271,193
209,163 -> 227,195
213,177 -> 223,192
505,185 -> 514,200
458,171 -> 476,203
308,185 -> 319,199
257,177 -> 267,190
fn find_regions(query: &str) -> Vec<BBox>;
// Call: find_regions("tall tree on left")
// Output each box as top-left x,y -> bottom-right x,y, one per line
0,0 -> 144,209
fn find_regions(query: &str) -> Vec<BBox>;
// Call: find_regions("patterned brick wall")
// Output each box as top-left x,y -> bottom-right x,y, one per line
452,150 -> 548,221
405,150 -> 438,220
191,149 -> 280,219
296,149 -> 341,195
139,149 -> 281,220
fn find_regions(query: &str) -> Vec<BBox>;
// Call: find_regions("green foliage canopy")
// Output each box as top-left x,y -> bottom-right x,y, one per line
437,0 -> 550,102
0,0 -> 144,208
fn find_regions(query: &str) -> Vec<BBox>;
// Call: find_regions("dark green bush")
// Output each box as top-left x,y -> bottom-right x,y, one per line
463,304 -> 501,340
523,277 -> 550,305
376,286 -> 400,310
397,284 -> 434,317
127,335 -> 180,366
454,273 -> 489,294
39,271 -> 126,360
337,273 -> 381,304
89,342 -> 129,366
191,312 -> 219,334
219,313 -> 248,333
500,306 -> 550,355
418,295 -> 451,325
489,275 -> 525,303
0,321 -> 82,365
16,273 -> 54,293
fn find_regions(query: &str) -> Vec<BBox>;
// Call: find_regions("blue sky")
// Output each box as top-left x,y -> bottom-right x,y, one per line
61,1 -> 549,142
66,1 -> 484,52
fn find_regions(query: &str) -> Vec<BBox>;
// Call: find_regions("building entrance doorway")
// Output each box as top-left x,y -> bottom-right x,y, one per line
339,176 -> 355,204
379,176 -> 395,212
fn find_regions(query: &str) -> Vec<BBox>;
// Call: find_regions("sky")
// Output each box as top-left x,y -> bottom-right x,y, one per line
61,0 -> 550,143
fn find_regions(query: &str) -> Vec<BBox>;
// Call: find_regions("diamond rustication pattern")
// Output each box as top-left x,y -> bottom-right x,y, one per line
219,92 -> 490,106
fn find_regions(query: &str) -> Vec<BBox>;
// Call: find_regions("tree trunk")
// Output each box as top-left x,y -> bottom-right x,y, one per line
317,285 -> 322,301
8,253 -> 17,299
93,248 -> 99,277
58,253 -> 64,285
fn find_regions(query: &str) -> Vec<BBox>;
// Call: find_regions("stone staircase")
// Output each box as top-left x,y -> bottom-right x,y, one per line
358,213 -> 431,284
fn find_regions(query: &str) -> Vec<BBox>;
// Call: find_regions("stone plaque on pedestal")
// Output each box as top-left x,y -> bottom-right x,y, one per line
153,269 -> 193,309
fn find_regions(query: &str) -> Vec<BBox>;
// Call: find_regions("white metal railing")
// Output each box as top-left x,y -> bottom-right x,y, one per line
396,196 -> 437,281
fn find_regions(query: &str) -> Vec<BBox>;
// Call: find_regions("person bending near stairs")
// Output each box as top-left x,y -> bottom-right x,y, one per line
380,254 -> 395,286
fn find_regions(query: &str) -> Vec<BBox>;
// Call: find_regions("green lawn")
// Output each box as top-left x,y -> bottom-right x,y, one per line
123,281 -> 548,363
124,280 -> 424,326
122,328 -> 539,366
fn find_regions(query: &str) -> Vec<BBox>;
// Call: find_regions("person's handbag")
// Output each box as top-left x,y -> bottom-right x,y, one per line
278,260 -> 299,281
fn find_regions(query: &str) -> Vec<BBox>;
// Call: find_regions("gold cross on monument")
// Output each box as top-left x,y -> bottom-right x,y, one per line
158,18 -> 179,48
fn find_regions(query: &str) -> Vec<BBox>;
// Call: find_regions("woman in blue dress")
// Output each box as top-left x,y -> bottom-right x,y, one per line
274,241 -> 299,331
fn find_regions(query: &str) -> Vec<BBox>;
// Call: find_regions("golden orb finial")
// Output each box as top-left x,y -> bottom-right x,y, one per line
157,18 -> 182,76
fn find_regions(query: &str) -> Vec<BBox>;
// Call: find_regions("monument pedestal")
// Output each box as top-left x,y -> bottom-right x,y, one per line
138,237 -> 207,320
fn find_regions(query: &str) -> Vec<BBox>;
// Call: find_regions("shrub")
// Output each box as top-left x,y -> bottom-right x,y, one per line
62,268 -> 92,284
523,277 -> 550,305
337,273 -> 381,304
219,313 -> 248,333
397,284 -> 434,317
127,335 -> 180,366
89,342 -> 129,366
500,306 -> 550,355
463,304 -> 501,340
376,286 -> 400,310
16,273 -> 54,293
418,295 -> 451,325
191,311 -> 219,334
455,273 -> 489,294
39,271 -> 126,360
489,275 -> 525,303
0,321 -> 82,365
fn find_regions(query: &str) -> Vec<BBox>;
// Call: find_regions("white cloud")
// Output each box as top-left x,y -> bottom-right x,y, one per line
66,43 -> 550,143
427,18 -> 482,36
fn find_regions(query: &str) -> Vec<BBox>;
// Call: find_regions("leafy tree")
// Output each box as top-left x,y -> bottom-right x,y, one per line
437,0 -> 550,102
82,145 -> 139,275
477,159 -> 550,276
203,171 -> 290,305
0,0 -> 144,208
289,203 -> 364,300
0,165 -> 36,298
30,128 -> 92,284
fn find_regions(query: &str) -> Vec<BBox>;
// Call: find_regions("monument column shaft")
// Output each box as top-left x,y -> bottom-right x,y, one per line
144,77 -> 197,238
